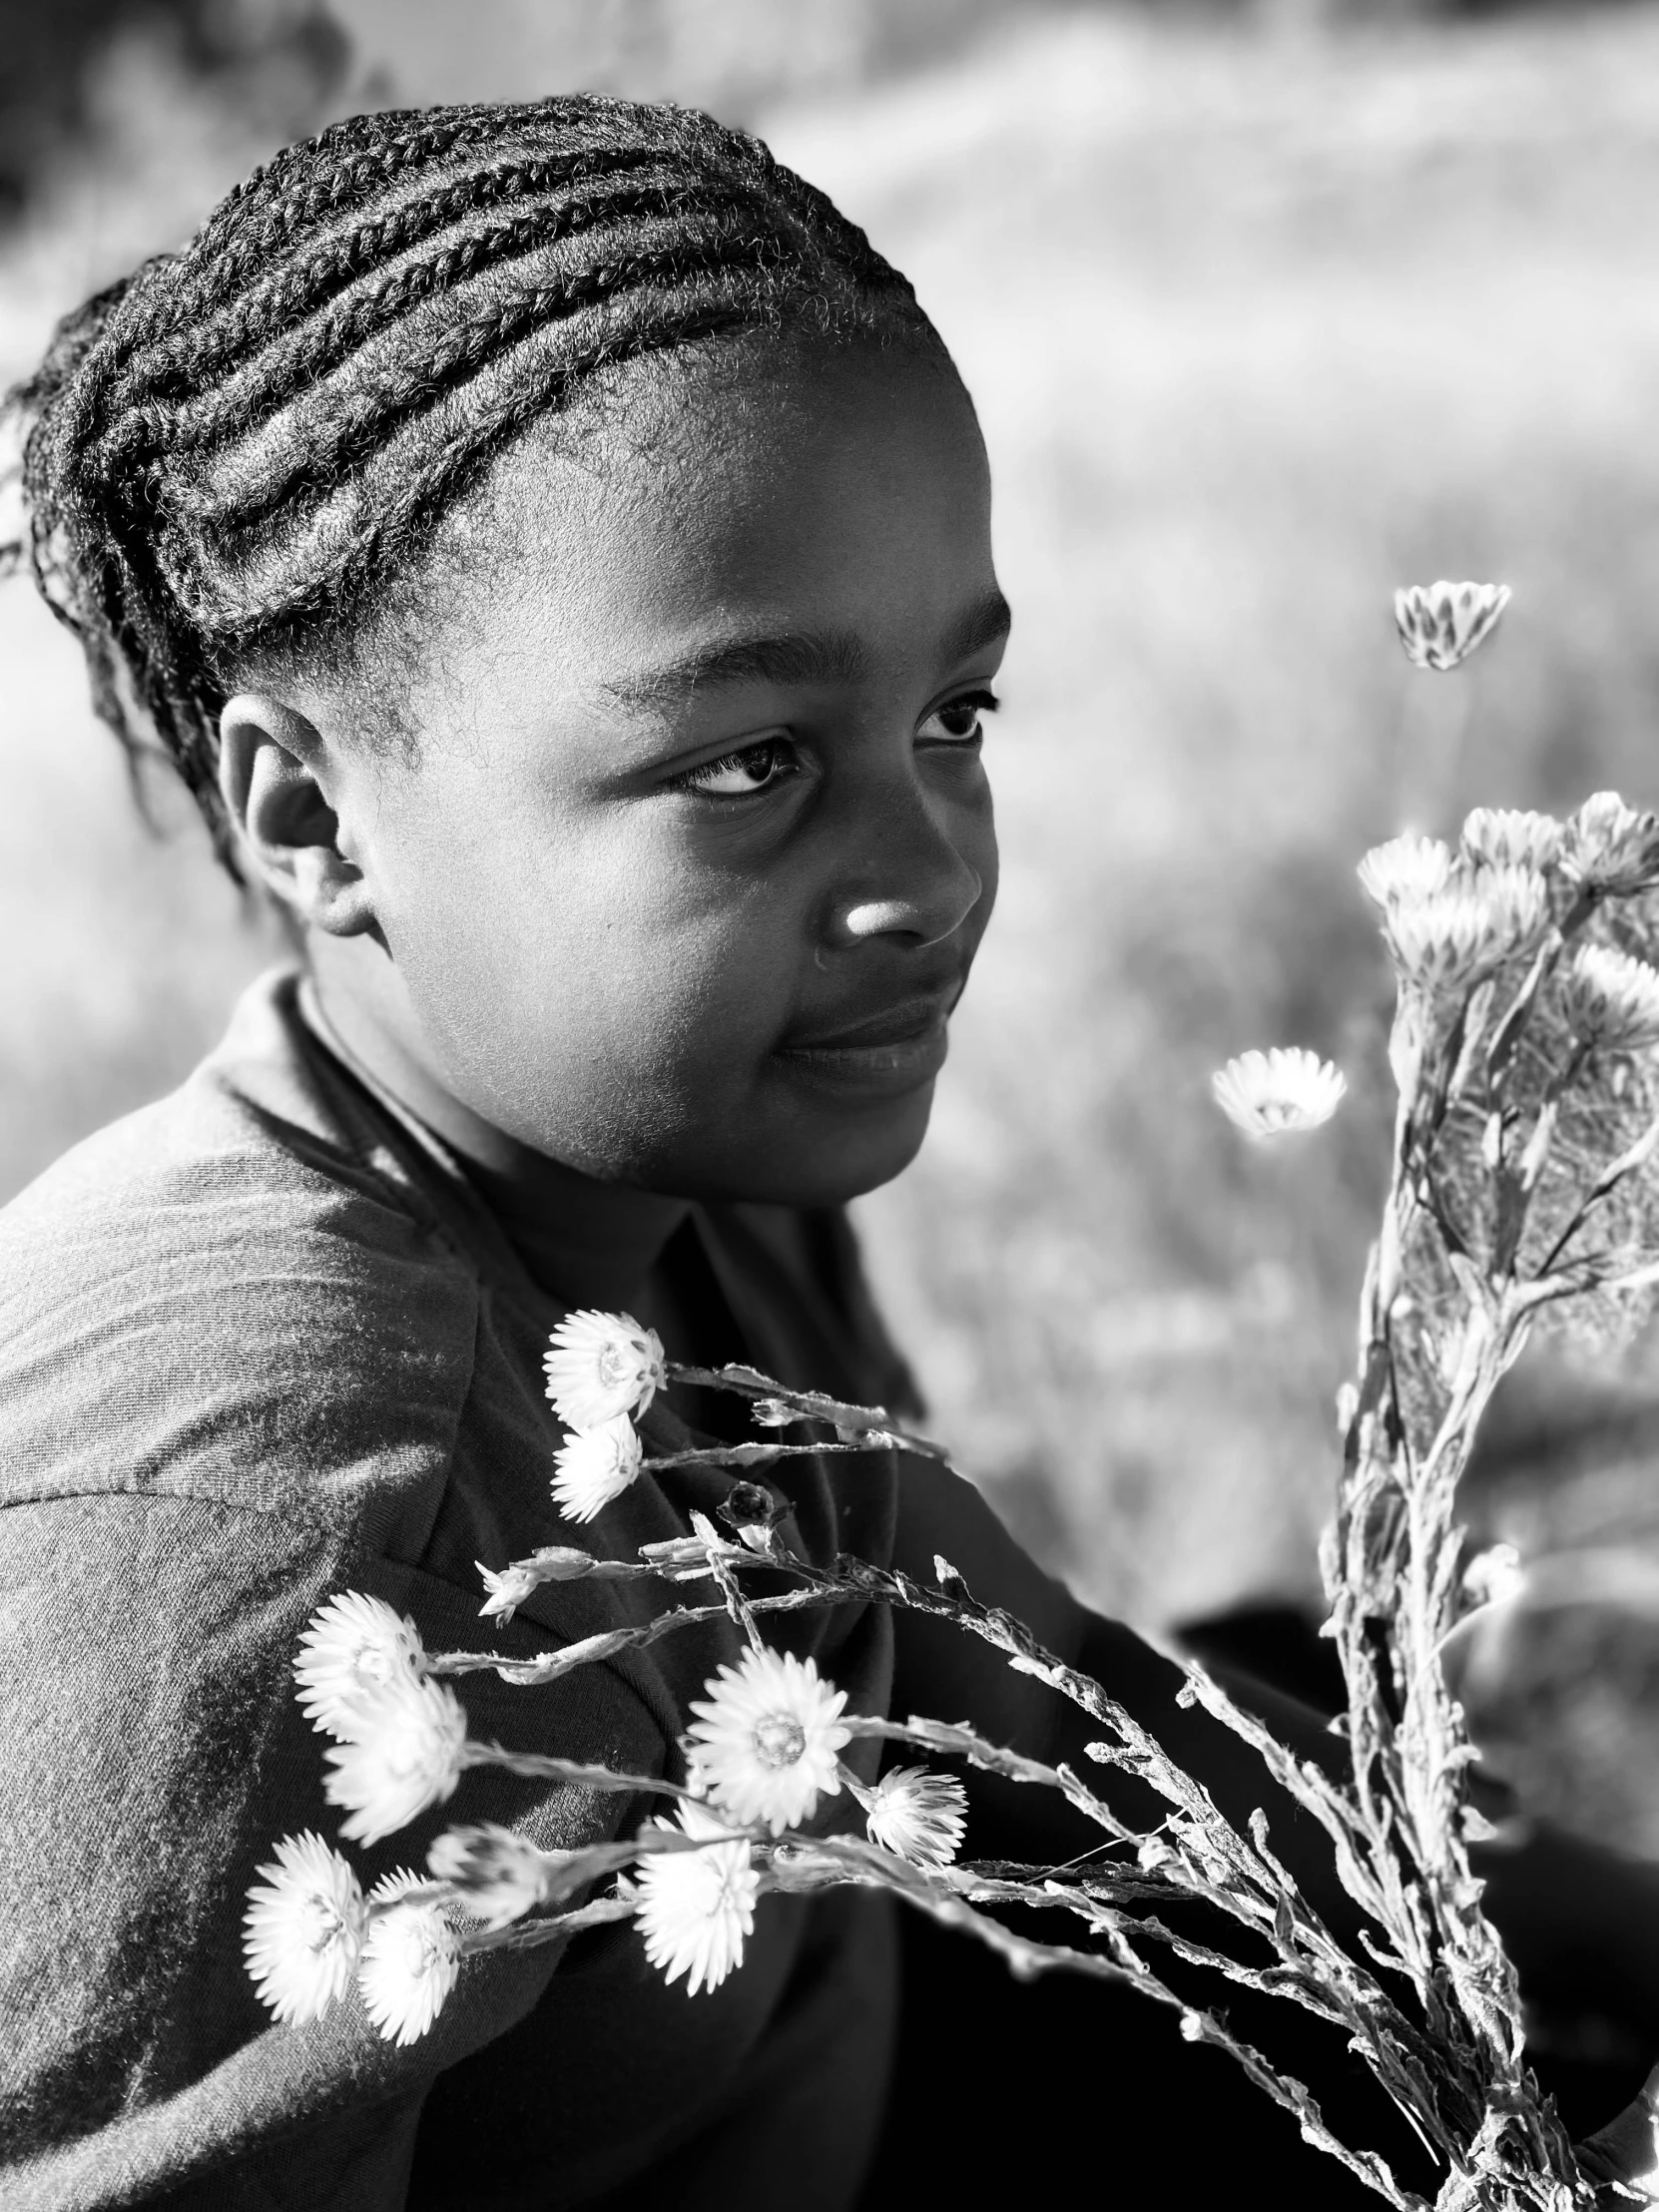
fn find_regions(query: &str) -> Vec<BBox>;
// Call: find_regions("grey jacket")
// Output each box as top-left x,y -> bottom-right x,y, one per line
0,972 -> 914,2211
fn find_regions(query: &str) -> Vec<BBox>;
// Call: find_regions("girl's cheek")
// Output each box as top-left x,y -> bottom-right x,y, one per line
946,785 -> 999,940
383,778 -> 811,1089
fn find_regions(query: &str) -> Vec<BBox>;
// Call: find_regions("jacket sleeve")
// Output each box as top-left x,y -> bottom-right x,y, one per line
0,1489 -> 663,2212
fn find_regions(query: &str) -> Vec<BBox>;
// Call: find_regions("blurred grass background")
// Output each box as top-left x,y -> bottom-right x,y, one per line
11,0 -> 1659,1697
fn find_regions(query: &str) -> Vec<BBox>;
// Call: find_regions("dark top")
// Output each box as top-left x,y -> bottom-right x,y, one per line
0,970 -> 923,2211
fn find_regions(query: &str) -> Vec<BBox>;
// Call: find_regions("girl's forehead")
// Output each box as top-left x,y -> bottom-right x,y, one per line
380,361 -> 1000,758
467,347 -> 994,655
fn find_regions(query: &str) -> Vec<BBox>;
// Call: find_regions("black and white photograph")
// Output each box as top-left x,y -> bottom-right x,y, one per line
10,2 -> 1659,2205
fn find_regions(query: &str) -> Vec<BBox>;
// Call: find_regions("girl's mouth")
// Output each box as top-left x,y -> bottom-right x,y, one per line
774,998 -> 951,1095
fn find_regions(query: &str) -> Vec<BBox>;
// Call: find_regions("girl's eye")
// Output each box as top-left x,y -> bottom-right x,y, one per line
918,690 -> 999,747
674,738 -> 798,800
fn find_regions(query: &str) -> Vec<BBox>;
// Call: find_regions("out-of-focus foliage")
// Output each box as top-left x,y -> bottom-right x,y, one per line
0,0 -> 1623,226
14,7 -> 1659,1851
0,0 -> 350,219
807,8 -> 1659,1638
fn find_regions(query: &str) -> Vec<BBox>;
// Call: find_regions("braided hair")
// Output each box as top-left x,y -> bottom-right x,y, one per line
6,96 -> 941,873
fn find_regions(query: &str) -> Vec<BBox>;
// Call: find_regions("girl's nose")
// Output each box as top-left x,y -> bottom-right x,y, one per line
841,893 -> 973,946
825,794 -> 986,954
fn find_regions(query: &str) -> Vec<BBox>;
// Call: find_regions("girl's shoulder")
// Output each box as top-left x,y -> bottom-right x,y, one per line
0,968 -> 484,1538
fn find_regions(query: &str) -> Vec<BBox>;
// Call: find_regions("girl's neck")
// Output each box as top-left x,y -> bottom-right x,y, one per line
304,935 -> 689,1311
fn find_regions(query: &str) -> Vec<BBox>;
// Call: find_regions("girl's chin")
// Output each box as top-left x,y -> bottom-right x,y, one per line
733,1084 -> 938,1209
505,1074 -> 938,1209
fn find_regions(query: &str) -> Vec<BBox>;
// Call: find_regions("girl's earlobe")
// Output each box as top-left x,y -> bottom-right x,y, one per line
218,692 -> 378,938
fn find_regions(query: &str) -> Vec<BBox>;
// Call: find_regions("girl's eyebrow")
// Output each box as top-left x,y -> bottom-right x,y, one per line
936,586 -> 1013,670
602,587 -> 1012,710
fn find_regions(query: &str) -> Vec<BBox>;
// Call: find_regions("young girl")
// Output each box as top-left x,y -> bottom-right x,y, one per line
3,94 -> 1658,2212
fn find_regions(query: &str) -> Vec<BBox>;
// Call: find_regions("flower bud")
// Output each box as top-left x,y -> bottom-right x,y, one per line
1392,580 -> 1510,671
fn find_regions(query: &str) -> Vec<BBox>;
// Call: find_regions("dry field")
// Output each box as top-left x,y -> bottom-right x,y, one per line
11,6 -> 1659,1698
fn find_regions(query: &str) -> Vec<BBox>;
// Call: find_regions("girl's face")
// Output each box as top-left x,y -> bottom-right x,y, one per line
314,344 -> 1003,1208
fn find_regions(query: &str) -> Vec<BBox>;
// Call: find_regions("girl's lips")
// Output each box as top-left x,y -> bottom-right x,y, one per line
774,1001 -> 950,1095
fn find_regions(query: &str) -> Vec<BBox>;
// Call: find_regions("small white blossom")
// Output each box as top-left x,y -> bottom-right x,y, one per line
357,1872 -> 461,2045
1460,808 -> 1563,874
1461,1542 -> 1526,1613
640,1534 -> 718,1572
242,1832 -> 365,2024
427,1822 -> 548,1930
1393,580 -> 1511,671
477,1562 -> 542,1624
751,1397 -> 799,1428
478,1560 -> 544,1623
551,1413 -> 644,1524
1357,833 -> 1455,913
479,1546 -> 606,1621
1563,791 -> 1659,896
294,1591 -> 424,1741
524,1544 -> 606,1580
544,1311 -> 666,1428
634,1797 -> 758,1996
639,1528 -> 750,1582
1381,866 -> 1548,990
1482,862 -> 1552,943
864,1767 -> 967,1869
1211,1048 -> 1347,1140
685,1646 -> 850,1837
323,1675 -> 468,1844
1388,888 -> 1504,987
1562,944 -> 1659,1050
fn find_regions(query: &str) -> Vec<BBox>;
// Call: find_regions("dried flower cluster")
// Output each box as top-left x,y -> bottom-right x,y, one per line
247,592 -> 1659,2206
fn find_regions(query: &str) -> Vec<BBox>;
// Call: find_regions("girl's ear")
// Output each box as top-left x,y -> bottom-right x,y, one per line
218,693 -> 378,937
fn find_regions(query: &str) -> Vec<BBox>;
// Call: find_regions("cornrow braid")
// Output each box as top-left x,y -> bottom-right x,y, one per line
158,106 -> 540,332
105,189 -> 777,482
122,153 -> 701,401
6,94 -> 940,874
156,211 -> 793,505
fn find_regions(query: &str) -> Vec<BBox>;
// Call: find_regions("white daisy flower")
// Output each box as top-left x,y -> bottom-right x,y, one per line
864,1767 -> 968,1870
634,1796 -> 758,1996
1563,791 -> 1659,896
684,1646 -> 849,1837
242,1831 -> 365,2024
1211,1048 -> 1347,1141
1460,807 -> 1563,874
427,1823 -> 548,1931
293,1591 -> 424,1742
1562,944 -> 1659,1050
1381,867 -> 1547,991
1392,580 -> 1511,671
1357,832 -> 1455,913
544,1310 -> 667,1428
551,1413 -> 644,1525
357,1872 -> 461,2045
322,1675 -> 468,1845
